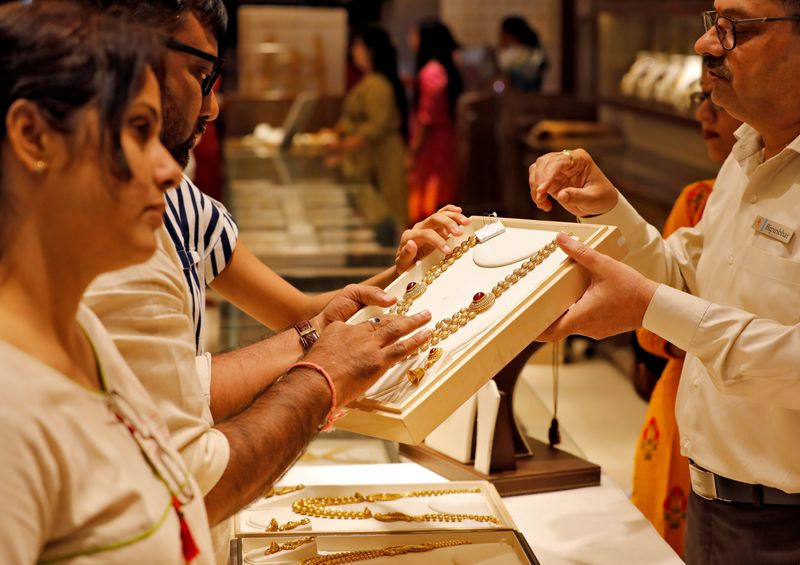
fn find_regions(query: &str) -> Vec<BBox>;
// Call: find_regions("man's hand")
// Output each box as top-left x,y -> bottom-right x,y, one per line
538,233 -> 658,341
304,311 -> 432,406
529,149 -> 619,216
395,205 -> 471,273
312,284 -> 396,332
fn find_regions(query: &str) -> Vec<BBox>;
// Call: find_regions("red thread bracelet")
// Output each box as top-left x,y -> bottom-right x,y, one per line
289,361 -> 343,432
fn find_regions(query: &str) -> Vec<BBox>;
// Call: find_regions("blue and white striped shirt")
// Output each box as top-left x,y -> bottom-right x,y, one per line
163,176 -> 238,353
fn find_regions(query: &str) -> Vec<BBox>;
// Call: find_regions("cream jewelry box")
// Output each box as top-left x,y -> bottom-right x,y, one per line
230,530 -> 540,564
335,217 -> 627,445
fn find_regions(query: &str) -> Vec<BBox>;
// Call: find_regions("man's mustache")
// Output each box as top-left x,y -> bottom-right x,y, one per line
192,119 -> 208,139
703,54 -> 732,80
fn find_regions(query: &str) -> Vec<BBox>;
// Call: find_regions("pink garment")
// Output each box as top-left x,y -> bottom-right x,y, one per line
408,61 -> 457,224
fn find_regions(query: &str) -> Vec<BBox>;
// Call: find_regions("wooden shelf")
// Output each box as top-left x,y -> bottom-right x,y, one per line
601,95 -> 698,127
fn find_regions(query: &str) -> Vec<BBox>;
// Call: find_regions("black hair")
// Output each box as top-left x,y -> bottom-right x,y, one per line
99,0 -> 228,43
353,25 -> 409,141
0,1 -> 162,251
414,19 -> 463,121
501,16 -> 542,49
0,1 -> 164,176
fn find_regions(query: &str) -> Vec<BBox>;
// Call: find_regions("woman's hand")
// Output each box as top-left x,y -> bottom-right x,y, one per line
395,205 -> 471,274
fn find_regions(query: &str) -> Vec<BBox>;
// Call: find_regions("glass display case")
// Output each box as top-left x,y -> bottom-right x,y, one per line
219,139 -> 399,348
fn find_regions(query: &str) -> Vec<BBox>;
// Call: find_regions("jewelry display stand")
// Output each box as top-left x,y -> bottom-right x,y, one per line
335,217 -> 627,445
400,343 -> 601,497
230,530 -> 541,565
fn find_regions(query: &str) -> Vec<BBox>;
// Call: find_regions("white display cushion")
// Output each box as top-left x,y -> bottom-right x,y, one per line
336,217 -> 626,444
235,481 -> 516,538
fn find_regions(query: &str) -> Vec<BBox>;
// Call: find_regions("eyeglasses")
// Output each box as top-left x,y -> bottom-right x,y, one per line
689,91 -> 721,112
702,10 -> 800,50
165,37 -> 224,96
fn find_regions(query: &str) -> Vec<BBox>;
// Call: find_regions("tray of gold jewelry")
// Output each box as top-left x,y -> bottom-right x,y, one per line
230,529 -> 541,565
335,216 -> 627,444
234,481 -> 516,538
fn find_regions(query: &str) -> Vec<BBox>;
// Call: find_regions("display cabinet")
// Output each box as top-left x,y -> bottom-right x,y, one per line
571,0 -> 720,228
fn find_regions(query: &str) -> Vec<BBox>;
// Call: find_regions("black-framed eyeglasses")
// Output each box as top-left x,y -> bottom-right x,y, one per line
165,37 -> 224,96
702,10 -> 800,51
689,91 -> 721,112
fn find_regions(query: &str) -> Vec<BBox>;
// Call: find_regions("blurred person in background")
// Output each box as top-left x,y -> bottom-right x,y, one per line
497,15 -> 548,92
631,66 -> 742,557
328,25 -> 409,227
407,19 -> 463,224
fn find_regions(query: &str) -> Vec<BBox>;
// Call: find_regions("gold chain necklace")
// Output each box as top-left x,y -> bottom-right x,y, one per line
291,488 -> 500,525
390,235 -> 479,316
301,540 -> 472,565
264,536 -> 315,556
391,235 -> 564,385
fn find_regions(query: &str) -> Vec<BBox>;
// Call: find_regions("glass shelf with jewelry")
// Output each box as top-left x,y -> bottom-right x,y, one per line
335,216 -> 627,445
234,481 -> 515,538
231,529 -> 541,565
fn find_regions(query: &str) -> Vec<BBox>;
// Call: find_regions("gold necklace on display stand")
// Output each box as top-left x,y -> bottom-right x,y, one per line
385,233 -> 566,387
301,540 -> 472,565
291,487 -> 500,525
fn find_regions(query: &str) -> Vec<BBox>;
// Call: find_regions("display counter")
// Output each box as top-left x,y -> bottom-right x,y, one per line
254,463 -> 681,565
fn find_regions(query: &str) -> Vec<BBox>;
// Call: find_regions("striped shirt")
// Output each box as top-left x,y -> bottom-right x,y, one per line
163,176 -> 238,353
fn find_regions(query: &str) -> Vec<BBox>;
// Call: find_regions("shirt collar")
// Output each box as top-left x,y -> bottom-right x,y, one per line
732,123 -> 800,164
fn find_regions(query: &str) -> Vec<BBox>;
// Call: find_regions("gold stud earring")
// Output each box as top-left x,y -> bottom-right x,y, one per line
34,160 -> 47,174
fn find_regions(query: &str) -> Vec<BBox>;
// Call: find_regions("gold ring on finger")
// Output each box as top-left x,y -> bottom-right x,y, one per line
560,149 -> 575,167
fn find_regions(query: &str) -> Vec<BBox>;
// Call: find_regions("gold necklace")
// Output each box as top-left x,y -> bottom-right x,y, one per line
390,236 -> 479,316
397,235 -> 564,385
291,488 -> 499,525
264,536 -> 314,556
265,517 -> 311,532
264,484 -> 305,498
301,540 -> 472,565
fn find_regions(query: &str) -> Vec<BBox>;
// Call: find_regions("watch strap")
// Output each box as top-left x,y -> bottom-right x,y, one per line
294,320 -> 319,351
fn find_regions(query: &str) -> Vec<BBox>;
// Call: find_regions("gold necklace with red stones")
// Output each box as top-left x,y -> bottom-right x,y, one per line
391,234 -> 565,384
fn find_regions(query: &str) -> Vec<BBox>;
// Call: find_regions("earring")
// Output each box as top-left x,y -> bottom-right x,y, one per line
34,160 -> 47,174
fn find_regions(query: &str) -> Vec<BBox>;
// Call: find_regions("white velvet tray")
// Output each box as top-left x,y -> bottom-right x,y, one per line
335,217 -> 627,444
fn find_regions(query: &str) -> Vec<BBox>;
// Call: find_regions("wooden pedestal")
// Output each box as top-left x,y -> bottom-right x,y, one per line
400,342 -> 601,497
400,436 -> 600,498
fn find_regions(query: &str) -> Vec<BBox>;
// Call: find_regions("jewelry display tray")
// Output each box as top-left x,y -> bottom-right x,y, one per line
230,529 -> 541,565
234,481 -> 516,538
336,217 -> 627,445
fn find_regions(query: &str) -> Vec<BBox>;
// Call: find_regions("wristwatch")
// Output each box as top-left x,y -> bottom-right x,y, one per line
294,320 -> 320,351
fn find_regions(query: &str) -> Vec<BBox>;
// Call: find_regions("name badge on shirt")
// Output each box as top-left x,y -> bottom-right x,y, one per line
752,216 -> 794,244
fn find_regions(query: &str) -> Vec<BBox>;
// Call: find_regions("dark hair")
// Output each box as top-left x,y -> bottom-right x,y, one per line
501,16 -> 542,49
414,19 -> 463,121
99,0 -> 228,43
0,1 -> 162,250
353,25 -> 408,141
0,1 -> 164,176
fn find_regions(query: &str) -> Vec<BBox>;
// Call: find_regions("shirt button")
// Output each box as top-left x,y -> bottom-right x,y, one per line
683,439 -> 691,450
728,255 -> 735,265
692,378 -> 699,388
749,194 -> 758,203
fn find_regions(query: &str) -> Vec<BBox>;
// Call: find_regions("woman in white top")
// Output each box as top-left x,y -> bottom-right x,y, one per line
0,3 -> 213,563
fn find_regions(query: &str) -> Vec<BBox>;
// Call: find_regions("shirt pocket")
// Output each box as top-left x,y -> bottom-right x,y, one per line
735,245 -> 800,323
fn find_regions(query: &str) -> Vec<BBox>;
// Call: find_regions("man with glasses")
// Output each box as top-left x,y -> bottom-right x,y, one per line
528,0 -> 800,562
83,2 -> 439,563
